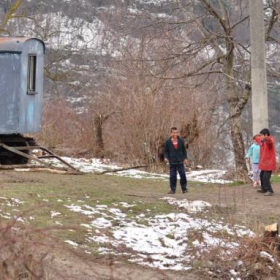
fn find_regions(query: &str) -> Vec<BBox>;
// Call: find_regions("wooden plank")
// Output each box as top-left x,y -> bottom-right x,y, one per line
0,144 -> 50,167
39,147 -> 80,172
0,143 -> 81,174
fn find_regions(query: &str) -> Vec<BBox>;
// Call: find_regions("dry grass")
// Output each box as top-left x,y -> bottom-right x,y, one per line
0,219 -> 109,280
0,220 -> 48,279
191,232 -> 280,279
0,171 -> 280,279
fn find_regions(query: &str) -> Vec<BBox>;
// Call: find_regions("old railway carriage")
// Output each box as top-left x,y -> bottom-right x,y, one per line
0,37 -> 45,164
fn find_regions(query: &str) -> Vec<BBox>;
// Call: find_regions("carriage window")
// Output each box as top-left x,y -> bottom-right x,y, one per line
27,55 -> 37,94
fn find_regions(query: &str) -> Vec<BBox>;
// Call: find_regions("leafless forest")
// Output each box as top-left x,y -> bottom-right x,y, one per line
1,0 -> 280,178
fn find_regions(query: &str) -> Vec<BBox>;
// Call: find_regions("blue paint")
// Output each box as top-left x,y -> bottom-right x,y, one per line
0,38 -> 44,134
27,101 -> 35,128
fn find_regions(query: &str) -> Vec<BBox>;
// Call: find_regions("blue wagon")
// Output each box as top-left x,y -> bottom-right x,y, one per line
0,37 -> 45,135
0,37 -> 45,164
0,37 -> 79,172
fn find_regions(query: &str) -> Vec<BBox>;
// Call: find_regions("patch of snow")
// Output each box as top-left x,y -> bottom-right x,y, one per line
65,199 -> 254,271
160,197 -> 211,213
64,240 -> 79,247
50,211 -> 61,218
41,156 -> 232,184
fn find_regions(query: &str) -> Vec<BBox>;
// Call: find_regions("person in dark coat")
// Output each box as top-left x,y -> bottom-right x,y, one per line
164,127 -> 188,194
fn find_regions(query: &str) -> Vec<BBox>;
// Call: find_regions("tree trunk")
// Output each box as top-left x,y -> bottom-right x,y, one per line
93,113 -> 104,158
225,46 -> 249,181
229,108 -> 248,179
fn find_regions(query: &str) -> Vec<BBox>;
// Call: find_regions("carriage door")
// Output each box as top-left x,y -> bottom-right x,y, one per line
0,52 -> 20,133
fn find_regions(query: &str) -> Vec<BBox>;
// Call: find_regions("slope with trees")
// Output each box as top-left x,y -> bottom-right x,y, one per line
0,0 -> 280,178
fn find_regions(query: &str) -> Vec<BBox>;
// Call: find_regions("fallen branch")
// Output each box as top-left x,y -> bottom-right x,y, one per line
96,165 -> 148,175
0,164 -> 82,175
0,164 -> 46,170
15,168 -> 82,175
126,194 -> 158,198
13,167 -> 66,174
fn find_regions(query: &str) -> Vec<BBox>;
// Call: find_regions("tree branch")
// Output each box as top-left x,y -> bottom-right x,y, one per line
96,165 -> 148,175
0,0 -> 22,33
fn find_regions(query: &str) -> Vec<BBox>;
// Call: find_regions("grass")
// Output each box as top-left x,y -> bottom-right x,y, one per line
0,170 -> 280,279
227,181 -> 246,187
271,174 -> 280,183
0,171 -> 181,278
0,171 -> 274,233
0,172 -> 176,242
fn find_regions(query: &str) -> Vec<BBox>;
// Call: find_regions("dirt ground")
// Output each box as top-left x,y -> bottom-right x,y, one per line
186,179 -> 280,227
0,170 -> 279,279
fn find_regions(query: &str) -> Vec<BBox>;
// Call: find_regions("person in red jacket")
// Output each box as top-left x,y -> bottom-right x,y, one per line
256,128 -> 276,196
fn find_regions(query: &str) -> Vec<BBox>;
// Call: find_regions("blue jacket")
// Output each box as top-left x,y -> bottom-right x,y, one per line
164,137 -> 187,164
246,143 -> 260,164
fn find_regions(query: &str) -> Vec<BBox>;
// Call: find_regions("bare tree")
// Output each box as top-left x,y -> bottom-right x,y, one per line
0,0 -> 22,35
85,30 -> 221,168
2,0 -> 279,175
106,0 -> 280,179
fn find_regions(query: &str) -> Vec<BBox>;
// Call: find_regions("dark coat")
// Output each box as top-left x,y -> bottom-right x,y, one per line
164,137 -> 187,164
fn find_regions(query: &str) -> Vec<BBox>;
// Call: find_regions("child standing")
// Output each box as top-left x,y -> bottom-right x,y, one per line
245,135 -> 260,187
256,128 -> 276,196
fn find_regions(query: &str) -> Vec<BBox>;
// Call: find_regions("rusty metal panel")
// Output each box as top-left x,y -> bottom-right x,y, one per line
0,53 -> 20,133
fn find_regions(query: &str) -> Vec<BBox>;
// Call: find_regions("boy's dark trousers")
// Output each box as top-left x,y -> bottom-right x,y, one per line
169,163 -> 187,193
260,170 -> 273,193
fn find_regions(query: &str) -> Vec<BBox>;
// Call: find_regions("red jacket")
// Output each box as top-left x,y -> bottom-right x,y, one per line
256,136 -> 276,171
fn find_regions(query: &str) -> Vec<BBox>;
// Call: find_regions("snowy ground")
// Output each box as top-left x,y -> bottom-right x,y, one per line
53,157 -> 233,184
64,197 -> 254,272
48,157 -> 260,274
9,157 -> 274,277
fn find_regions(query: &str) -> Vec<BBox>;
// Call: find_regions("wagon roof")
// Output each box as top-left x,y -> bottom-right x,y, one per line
0,37 -> 45,53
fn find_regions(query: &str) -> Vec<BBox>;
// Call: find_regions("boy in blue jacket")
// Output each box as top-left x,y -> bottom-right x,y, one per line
245,135 -> 260,187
